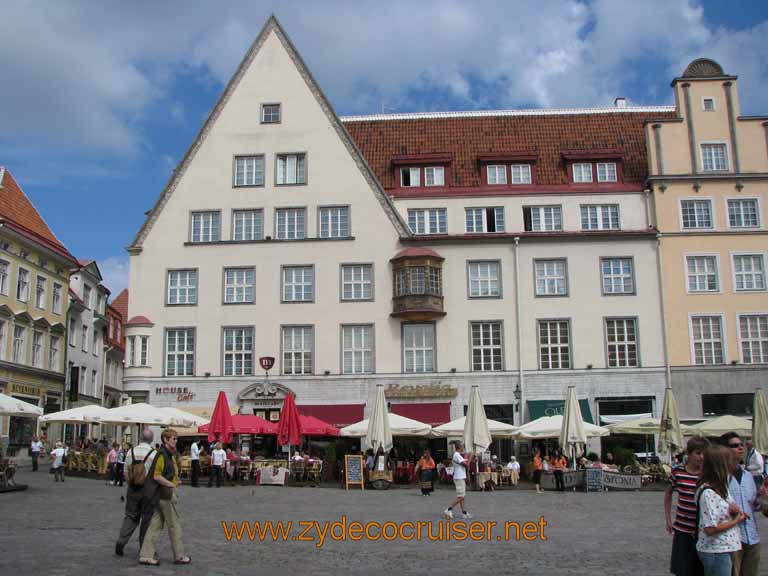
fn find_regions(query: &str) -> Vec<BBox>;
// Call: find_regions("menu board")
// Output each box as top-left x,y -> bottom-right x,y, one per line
585,468 -> 603,493
345,454 -> 364,491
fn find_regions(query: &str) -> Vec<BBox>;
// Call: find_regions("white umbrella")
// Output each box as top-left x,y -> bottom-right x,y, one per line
100,403 -> 178,425
365,384 -> 392,452
753,390 -> 768,454
516,415 -> 610,439
691,414 -> 753,438
559,386 -> 587,460
341,413 -> 431,439
658,387 -> 684,456
39,404 -> 110,424
463,385 -> 492,454
158,407 -> 209,427
432,416 -> 517,438
0,392 -> 42,417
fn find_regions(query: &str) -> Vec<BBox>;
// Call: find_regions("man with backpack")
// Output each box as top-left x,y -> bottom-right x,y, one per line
115,428 -> 155,556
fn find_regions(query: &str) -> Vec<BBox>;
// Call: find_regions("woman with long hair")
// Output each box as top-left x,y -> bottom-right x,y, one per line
695,445 -> 747,576
532,448 -> 544,494
414,448 -> 436,496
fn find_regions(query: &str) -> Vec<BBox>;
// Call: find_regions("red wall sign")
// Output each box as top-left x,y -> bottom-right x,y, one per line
259,356 -> 275,371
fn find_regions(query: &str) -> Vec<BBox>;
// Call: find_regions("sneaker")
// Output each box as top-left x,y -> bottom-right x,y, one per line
462,512 -> 473,519
443,508 -> 453,519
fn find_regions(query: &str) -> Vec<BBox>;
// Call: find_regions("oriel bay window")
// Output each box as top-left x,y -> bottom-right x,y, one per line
391,248 -> 444,320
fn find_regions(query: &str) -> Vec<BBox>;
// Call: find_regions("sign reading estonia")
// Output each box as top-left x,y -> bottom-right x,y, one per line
385,383 -> 457,399
603,471 -> 642,490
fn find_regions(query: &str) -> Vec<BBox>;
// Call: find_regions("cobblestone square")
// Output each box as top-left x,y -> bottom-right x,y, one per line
2,470 -> 766,575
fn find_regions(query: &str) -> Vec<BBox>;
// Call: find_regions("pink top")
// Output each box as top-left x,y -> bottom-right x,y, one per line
107,448 -> 118,463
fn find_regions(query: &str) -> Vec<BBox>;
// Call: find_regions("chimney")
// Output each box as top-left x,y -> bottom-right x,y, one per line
614,97 -> 627,109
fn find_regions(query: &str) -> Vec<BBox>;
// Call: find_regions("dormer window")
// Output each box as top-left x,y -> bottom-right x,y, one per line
478,153 -> 537,186
401,167 -> 420,187
400,166 -> 445,187
392,154 -> 452,190
564,151 -> 623,184
487,165 -> 507,185
596,162 -> 617,182
572,163 -> 593,183
424,167 -> 444,187
510,164 -> 532,184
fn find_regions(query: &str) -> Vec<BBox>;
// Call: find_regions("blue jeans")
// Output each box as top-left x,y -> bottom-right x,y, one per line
697,551 -> 732,576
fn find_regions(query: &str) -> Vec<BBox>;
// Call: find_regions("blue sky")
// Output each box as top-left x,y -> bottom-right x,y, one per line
1,0 -> 767,297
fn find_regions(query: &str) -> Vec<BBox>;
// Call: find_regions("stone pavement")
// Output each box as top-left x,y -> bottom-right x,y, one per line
1,470 -> 766,576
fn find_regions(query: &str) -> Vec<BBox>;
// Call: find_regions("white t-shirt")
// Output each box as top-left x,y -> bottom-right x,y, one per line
31,441 -> 43,453
452,451 -> 468,480
507,461 -> 520,471
51,447 -> 66,468
696,487 -> 742,553
746,449 -> 764,476
212,448 -> 227,466
190,443 -> 200,460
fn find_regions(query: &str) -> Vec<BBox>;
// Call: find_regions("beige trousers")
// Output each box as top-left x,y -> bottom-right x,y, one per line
139,491 -> 185,560
732,542 -> 761,576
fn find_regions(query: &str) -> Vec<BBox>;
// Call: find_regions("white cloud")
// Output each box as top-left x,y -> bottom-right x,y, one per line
99,256 -> 129,299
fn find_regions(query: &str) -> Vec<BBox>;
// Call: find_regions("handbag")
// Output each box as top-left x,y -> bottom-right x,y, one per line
542,459 -> 550,472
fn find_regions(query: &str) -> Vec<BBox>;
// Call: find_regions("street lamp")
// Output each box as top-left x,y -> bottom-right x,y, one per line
513,383 -> 522,422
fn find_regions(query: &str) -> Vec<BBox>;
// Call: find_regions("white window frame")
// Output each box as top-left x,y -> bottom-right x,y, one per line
725,197 -> 761,230
276,153 -> 307,185
232,209 -> 264,241
572,163 -> 593,183
470,321 -> 503,371
0,259 -> 8,295
596,162 -> 617,183
689,314 -> 726,366
32,330 -> 44,368
52,282 -> 62,314
702,97 -> 716,111
424,166 -> 445,187
731,252 -> 767,292
68,317 -> 77,347
534,259 -> 568,297
139,336 -> 149,367
605,317 -> 639,368
679,198 -> 714,231
282,266 -> 314,303
83,285 -> 92,309
318,206 -> 350,239
233,155 -> 265,187
261,103 -> 281,124
166,269 -> 198,305
223,267 -> 255,304
402,323 -> 436,373
601,257 -> 635,295
0,319 -> 6,361
400,167 -> 420,188
49,335 -> 59,371
465,207 -> 505,233
342,324 -> 374,375
538,319 -> 571,370
165,328 -> 195,377
35,275 -> 47,309
223,326 -> 254,376
738,313 -> 768,364
486,165 -> 507,185
700,142 -> 729,172
190,211 -> 221,243
275,208 -> 306,240
524,205 -> 563,232
16,267 -> 29,302
93,328 -> 99,357
282,325 -> 313,375
340,264 -> 373,301
581,205 -> 620,230
12,324 -> 26,364
685,254 -> 721,293
91,370 -> 97,398
467,260 -> 501,298
81,324 -> 88,352
407,208 -> 447,235
510,164 -> 532,185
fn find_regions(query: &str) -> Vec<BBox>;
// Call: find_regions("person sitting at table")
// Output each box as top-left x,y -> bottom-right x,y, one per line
225,449 -> 240,484
415,449 -> 436,496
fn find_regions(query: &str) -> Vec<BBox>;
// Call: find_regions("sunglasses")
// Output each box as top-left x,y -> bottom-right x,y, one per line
728,443 -> 743,448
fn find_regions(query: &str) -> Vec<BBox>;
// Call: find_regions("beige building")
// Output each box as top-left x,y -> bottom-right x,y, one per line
646,58 -> 768,419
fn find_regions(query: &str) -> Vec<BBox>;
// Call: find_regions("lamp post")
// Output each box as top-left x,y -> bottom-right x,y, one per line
513,383 -> 522,426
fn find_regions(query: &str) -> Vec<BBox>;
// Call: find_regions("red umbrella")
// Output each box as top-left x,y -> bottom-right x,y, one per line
204,391 -> 234,444
277,393 -> 302,447
299,415 -> 339,436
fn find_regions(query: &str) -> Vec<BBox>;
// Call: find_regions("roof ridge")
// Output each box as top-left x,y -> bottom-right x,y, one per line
341,106 -> 677,122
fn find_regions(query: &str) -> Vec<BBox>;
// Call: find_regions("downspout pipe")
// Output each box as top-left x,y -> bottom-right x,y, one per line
514,237 -> 524,427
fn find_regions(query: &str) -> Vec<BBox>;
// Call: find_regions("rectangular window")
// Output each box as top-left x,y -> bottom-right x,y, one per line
190,211 -> 221,243
407,208 -> 447,235
0,320 -> 5,360
127,336 -> 135,367
739,315 -> 768,364
35,276 -> 47,309
538,320 -> 570,369
727,199 -> 760,228
275,208 -> 306,240
606,318 -> 638,367
16,268 -> 29,301
471,322 -> 503,371
261,103 -> 281,124
282,326 -> 313,375
486,165 -> 507,185
282,266 -> 314,302
223,327 -> 254,376
701,143 -> 728,171
341,264 -> 373,301
49,335 -> 59,371
224,268 -> 255,303
91,370 -> 97,397
32,330 -> 43,368
79,368 -> 86,396
276,153 -> 306,185
465,207 -> 505,233
596,162 -> 617,182
0,260 -> 8,295
342,324 -> 374,374
424,167 -> 445,187
680,199 -> 713,229
733,255 -> 766,291
234,156 -> 265,187
523,206 -> 562,232
468,261 -> 501,298
510,164 -> 532,184
703,98 -> 715,111
572,163 -> 593,183
581,205 -> 620,230
93,329 -> 99,356
167,270 -> 197,305
69,318 -> 77,347
52,283 -> 62,314
82,324 -> 88,352
691,316 -> 724,365
601,258 -> 635,295
12,325 -> 26,364
139,336 -> 149,367
403,324 -> 435,373
686,256 -> 719,292
232,209 -> 264,241
400,167 -> 420,187
166,329 -> 195,376
83,285 -> 92,309
319,206 -> 350,238
535,259 -> 568,296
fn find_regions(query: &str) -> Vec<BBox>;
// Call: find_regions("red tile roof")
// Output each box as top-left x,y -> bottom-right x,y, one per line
111,289 -> 128,322
343,109 -> 678,194
126,315 -> 153,326
392,247 -> 443,260
0,168 -> 75,261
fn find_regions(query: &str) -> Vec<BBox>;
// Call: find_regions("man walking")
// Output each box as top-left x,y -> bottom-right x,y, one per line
190,440 -> 200,487
30,435 -> 43,472
115,428 -> 155,556
208,442 -> 226,488
444,441 -> 472,520
721,432 -> 761,576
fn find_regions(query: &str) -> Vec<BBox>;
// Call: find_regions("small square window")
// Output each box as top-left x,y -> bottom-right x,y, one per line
703,98 -> 715,112
261,104 -> 281,124
596,162 -> 617,182
425,167 -> 445,187
572,163 -> 593,183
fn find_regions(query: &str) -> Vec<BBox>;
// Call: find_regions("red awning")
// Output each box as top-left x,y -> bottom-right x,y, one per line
390,403 -> 451,426
298,404 -> 364,427
199,414 -> 276,436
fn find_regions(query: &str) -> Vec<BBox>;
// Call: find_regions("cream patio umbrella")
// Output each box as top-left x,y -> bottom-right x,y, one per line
559,386 -> 587,466
0,393 -> 43,417
366,384 -> 392,452
753,389 -> 768,454
340,413 -> 432,439
608,417 -> 694,436
158,407 -> 210,427
39,404 -> 110,423
432,416 -> 517,438
463,385 -> 492,455
100,403 -> 182,426
658,387 -> 684,457
516,415 -> 610,440
691,414 -> 753,438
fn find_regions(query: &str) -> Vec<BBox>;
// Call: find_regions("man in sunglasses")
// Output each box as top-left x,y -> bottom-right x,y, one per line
720,432 -> 761,576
